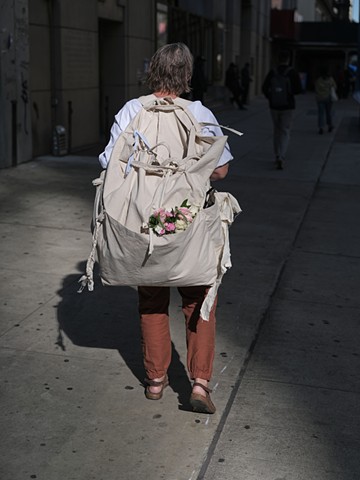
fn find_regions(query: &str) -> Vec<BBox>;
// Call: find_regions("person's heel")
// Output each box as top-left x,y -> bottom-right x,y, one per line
190,382 -> 216,414
144,375 -> 169,400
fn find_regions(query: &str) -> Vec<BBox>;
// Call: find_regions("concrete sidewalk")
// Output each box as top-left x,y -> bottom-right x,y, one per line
0,94 -> 359,480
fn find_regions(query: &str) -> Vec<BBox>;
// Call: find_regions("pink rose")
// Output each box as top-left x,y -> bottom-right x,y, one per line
153,208 -> 167,223
178,207 -> 193,222
164,222 -> 176,232
155,225 -> 165,235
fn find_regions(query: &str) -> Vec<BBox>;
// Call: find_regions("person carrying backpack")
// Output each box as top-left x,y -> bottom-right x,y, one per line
95,43 -> 238,414
262,50 -> 302,170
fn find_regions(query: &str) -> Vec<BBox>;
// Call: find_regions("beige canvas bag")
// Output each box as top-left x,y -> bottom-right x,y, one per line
79,95 -> 242,320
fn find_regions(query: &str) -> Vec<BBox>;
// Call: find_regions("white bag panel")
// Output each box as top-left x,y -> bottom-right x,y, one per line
98,207 -> 222,287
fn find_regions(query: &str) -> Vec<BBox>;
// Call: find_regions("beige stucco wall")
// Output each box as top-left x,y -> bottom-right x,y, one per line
0,0 -> 32,168
29,0 -> 100,154
28,0 -> 155,155
123,0 -> 155,100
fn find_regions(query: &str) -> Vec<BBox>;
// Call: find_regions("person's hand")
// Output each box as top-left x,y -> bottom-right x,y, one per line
210,163 -> 229,181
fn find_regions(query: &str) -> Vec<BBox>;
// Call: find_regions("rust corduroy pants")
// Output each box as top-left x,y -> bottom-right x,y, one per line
138,286 -> 217,381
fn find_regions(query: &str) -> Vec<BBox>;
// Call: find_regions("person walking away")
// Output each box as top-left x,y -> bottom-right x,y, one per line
262,50 -> 302,170
314,66 -> 337,135
191,55 -> 207,102
225,62 -> 246,110
98,43 -> 234,414
241,62 -> 252,106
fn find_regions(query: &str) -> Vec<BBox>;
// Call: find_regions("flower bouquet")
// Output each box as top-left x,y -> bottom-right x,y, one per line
147,200 -> 199,236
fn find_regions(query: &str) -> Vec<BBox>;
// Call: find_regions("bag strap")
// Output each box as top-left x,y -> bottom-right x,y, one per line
138,95 -> 244,135
138,95 -> 202,157
137,96 -> 243,149
200,122 -> 243,138
78,173 -> 106,293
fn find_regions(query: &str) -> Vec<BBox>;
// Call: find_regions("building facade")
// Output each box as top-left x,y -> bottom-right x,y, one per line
0,0 -> 271,168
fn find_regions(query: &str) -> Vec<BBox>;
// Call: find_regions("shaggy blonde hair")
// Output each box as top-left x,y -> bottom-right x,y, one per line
147,43 -> 193,96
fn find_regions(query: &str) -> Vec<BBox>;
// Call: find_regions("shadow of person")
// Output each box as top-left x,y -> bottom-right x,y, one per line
57,262 -> 193,410
56,262 -> 144,381
168,343 -> 193,411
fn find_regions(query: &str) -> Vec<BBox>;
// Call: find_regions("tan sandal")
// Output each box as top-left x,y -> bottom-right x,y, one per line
144,375 -> 169,400
190,382 -> 216,414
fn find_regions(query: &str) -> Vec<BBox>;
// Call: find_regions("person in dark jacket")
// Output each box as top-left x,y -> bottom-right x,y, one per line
241,62 -> 252,105
191,55 -> 207,102
262,50 -> 302,169
225,63 -> 246,110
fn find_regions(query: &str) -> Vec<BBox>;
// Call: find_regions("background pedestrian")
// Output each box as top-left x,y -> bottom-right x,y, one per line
191,55 -> 207,102
225,62 -> 246,110
262,50 -> 302,169
241,62 -> 252,106
314,66 -> 337,134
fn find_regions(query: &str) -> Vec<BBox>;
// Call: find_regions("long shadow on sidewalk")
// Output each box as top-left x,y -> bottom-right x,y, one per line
56,263 -> 192,410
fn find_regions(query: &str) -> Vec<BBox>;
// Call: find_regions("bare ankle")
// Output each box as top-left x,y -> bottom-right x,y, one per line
194,378 -> 208,386
192,378 -> 209,397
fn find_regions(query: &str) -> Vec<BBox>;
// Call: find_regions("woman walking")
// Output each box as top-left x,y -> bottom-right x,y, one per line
315,67 -> 337,134
99,43 -> 234,414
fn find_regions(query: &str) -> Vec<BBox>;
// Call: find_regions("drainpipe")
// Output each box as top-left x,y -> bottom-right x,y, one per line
47,0 -> 58,135
11,100 -> 17,166
67,100 -> 72,153
357,8 -> 360,124
357,8 -> 360,91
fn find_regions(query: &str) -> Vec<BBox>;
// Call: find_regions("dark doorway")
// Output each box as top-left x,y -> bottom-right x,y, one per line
98,19 -> 125,142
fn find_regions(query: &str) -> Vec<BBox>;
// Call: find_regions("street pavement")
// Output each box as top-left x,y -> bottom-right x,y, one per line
0,93 -> 360,480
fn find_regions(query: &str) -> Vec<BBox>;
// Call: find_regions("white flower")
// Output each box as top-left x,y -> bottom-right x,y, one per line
155,225 -> 165,235
175,219 -> 187,231
189,205 -> 200,216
